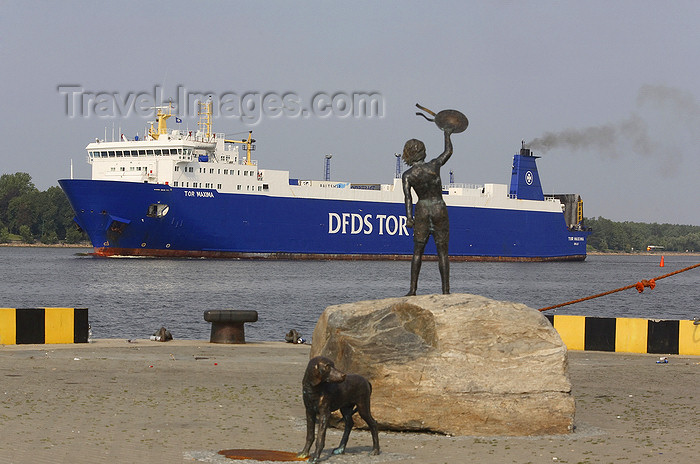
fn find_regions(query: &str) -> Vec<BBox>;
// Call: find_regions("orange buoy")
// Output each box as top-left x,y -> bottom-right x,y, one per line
660,256 -> 665,267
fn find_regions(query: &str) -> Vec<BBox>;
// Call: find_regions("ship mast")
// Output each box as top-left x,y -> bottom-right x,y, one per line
225,131 -> 256,165
148,101 -> 173,140
198,100 -> 213,140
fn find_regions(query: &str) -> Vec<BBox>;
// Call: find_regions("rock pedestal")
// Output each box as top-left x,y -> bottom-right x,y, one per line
310,293 -> 574,436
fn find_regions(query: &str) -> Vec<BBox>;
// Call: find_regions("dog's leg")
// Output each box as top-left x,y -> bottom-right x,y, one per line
333,406 -> 355,455
298,409 -> 316,458
311,412 -> 330,463
357,403 -> 381,456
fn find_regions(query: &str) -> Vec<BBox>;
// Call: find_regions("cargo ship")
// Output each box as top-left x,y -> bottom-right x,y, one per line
59,102 -> 590,261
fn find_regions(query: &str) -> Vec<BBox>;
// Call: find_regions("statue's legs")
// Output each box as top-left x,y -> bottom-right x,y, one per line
432,205 -> 450,295
407,240 -> 427,296
436,240 -> 449,294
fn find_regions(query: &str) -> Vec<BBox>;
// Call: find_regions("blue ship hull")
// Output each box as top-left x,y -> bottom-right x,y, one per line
58,179 -> 589,261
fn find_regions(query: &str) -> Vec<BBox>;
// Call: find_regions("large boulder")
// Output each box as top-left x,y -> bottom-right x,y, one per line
310,293 -> 574,436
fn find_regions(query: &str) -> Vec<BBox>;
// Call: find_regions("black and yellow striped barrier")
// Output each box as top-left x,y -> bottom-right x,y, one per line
0,308 -> 88,345
546,314 -> 700,355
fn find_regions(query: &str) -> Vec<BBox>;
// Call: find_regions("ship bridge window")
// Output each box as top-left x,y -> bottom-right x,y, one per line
146,203 -> 170,218
170,149 -> 178,155
146,150 -> 154,155
138,150 -> 146,156
116,151 -> 123,157
154,149 -> 162,155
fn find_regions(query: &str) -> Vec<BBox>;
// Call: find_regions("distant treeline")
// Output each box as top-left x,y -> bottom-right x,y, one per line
0,172 -> 87,244
585,217 -> 700,253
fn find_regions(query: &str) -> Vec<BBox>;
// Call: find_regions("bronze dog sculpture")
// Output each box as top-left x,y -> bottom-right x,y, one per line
298,356 -> 380,462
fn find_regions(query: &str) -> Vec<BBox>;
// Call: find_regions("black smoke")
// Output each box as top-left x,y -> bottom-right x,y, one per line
526,85 -> 699,175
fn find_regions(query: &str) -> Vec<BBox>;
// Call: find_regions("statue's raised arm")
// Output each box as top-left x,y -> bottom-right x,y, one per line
435,129 -> 453,166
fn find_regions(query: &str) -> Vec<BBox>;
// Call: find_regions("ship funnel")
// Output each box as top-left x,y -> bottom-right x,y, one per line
510,144 -> 544,201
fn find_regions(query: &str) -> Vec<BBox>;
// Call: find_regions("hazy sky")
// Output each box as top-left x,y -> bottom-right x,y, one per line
1,0 -> 699,225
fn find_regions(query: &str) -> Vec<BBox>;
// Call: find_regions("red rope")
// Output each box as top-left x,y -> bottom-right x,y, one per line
538,262 -> 700,312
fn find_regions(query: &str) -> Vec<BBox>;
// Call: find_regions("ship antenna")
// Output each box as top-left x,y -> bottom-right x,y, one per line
395,153 -> 402,179
324,154 -> 332,181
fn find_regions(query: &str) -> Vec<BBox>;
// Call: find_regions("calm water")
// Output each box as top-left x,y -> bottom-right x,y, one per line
1,247 -> 698,341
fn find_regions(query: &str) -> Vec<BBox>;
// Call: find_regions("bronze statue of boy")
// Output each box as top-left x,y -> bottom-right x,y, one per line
402,128 -> 453,296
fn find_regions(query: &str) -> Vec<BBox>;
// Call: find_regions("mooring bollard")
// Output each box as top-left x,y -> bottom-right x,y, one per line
203,310 -> 258,344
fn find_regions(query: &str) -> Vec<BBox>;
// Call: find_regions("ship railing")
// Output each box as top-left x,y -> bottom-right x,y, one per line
504,194 -> 563,202
444,183 -> 481,190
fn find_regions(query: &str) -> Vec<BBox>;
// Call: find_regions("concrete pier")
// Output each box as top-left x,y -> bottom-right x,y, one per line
0,340 -> 697,463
